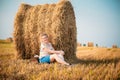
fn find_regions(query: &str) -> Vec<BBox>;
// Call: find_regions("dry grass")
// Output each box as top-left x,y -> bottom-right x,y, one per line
0,40 -> 120,80
76,47 -> 120,60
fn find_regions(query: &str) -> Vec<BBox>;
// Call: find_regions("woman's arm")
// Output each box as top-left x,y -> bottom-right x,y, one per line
43,48 -> 61,54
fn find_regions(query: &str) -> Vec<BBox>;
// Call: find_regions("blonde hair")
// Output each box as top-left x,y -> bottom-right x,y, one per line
40,33 -> 48,38
39,33 -> 49,43
40,33 -> 48,37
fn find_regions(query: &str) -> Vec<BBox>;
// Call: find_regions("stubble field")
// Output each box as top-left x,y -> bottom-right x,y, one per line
0,40 -> 120,80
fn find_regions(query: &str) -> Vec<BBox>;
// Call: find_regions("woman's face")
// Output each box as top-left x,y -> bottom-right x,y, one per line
41,35 -> 49,43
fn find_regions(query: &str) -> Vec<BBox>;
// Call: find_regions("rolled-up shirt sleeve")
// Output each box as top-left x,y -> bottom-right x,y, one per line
40,44 -> 46,52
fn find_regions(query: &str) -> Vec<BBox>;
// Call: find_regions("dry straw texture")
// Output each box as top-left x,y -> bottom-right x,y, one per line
13,0 -> 77,59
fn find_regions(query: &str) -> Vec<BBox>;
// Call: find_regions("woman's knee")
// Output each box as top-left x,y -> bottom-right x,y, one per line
52,54 -> 58,57
50,54 -> 57,62
60,51 -> 65,55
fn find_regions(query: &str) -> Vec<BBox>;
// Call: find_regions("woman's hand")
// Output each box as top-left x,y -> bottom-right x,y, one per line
43,48 -> 60,54
55,50 -> 64,55
43,48 -> 64,55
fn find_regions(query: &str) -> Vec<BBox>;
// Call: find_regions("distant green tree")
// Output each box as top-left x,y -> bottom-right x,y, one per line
96,44 -> 98,47
83,44 -> 86,46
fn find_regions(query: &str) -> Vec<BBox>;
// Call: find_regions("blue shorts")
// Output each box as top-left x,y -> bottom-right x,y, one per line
39,55 -> 50,64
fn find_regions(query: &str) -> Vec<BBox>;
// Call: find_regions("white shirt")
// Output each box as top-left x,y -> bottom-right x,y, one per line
39,42 -> 54,58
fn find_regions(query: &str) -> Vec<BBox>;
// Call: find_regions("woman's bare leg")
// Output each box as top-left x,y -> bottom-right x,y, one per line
50,54 -> 69,65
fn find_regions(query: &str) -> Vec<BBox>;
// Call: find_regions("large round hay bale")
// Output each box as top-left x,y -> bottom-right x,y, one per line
88,42 -> 94,47
6,37 -> 13,42
77,42 -> 81,47
112,45 -> 117,48
13,0 -> 77,59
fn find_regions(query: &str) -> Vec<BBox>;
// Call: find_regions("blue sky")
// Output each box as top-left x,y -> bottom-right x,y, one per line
0,0 -> 120,47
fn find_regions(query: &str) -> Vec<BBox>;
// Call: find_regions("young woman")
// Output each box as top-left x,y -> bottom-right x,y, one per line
39,33 -> 70,65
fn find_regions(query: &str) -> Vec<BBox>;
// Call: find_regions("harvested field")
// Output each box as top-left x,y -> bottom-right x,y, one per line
0,40 -> 120,80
